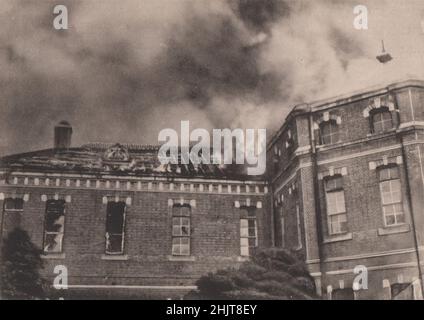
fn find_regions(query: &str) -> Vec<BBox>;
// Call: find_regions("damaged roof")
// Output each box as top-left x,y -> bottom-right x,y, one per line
0,143 -> 262,181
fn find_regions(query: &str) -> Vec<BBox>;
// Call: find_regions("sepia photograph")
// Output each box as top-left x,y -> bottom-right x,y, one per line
1,0 -> 424,306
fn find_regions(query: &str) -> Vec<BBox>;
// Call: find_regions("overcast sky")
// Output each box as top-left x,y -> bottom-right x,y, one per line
1,0 -> 424,155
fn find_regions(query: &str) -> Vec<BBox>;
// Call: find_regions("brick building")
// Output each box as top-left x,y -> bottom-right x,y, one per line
0,124 -> 270,299
1,79 -> 424,299
267,79 -> 424,300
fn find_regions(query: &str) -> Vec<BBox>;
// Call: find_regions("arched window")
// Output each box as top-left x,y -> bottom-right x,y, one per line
320,120 -> 340,145
371,108 -> 393,133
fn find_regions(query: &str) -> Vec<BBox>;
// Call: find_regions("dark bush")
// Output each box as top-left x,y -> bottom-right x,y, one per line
186,248 -> 318,300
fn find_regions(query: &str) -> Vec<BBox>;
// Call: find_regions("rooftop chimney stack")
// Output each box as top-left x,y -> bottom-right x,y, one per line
54,121 -> 72,149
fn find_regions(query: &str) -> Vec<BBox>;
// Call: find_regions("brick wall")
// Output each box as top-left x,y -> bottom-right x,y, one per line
268,80 -> 424,299
0,180 -> 269,291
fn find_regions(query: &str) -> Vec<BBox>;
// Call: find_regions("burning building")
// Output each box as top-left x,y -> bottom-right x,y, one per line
1,79 -> 424,299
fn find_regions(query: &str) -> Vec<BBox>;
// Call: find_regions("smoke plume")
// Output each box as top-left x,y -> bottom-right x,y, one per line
1,0 -> 424,155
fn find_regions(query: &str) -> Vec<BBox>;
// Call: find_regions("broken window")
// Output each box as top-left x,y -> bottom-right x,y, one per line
391,283 -> 414,300
240,207 -> 257,257
172,205 -> 191,256
105,201 -> 126,254
43,200 -> 65,253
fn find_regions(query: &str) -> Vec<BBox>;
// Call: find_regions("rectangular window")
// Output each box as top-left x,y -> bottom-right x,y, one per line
379,166 -> 404,226
4,198 -> 24,211
391,283 -> 413,300
43,200 -> 65,253
240,207 -> 257,257
2,198 -> 24,237
296,203 -> 302,249
172,205 -> 191,256
105,201 -> 126,255
325,176 -> 348,235
280,215 -> 285,248
320,121 -> 340,145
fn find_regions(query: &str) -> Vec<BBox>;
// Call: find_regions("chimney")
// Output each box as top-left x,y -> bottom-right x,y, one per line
54,121 -> 72,149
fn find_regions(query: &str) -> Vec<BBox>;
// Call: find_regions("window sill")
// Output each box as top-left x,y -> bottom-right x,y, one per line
316,141 -> 343,150
323,232 -> 353,244
101,254 -> 129,261
378,224 -> 410,236
42,253 -> 66,260
366,128 -> 396,138
167,255 -> 196,261
237,256 -> 250,262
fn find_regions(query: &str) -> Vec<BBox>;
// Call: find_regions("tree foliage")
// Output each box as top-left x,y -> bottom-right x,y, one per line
186,248 -> 318,300
1,228 -> 45,299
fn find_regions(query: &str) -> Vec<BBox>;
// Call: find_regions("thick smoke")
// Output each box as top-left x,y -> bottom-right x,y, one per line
1,0 -> 423,155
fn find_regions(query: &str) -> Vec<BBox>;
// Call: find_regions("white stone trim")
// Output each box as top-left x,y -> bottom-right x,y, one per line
363,94 -> 396,117
2,174 -> 266,196
0,192 -> 30,202
318,247 -> 418,263
369,155 -> 402,170
41,193 -> 71,202
326,285 -> 333,300
413,278 -> 423,300
318,166 -> 348,180
102,195 -> 131,205
168,198 -> 195,207
383,279 -> 390,288
326,262 -> 417,275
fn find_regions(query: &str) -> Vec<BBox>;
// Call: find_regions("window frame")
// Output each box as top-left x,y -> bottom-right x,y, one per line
43,199 -> 66,254
378,166 -> 405,227
105,201 -> 126,255
280,210 -> 285,249
370,107 -> 393,134
3,198 -> 24,212
240,206 -> 258,257
171,204 -> 191,256
295,203 -> 303,249
324,176 -> 348,235
319,120 -> 340,145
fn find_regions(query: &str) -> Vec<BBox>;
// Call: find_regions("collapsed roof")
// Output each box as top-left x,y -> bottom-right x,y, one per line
0,143 -> 263,181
